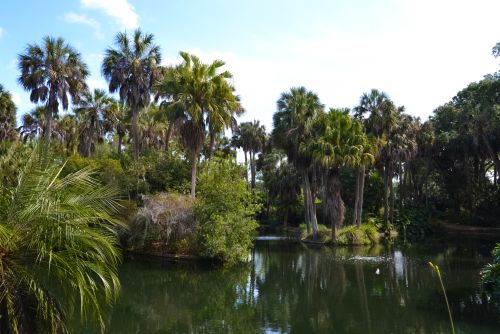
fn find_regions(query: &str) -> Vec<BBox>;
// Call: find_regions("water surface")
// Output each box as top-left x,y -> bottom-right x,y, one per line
80,236 -> 500,333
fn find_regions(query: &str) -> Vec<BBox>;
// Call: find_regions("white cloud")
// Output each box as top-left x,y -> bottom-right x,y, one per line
81,0 -> 139,29
63,12 -> 103,39
161,0 -> 499,132
10,91 -> 21,106
0,26 -> 4,38
87,77 -> 108,91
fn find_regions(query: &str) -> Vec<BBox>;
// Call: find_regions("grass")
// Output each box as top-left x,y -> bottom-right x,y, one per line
299,223 -> 380,245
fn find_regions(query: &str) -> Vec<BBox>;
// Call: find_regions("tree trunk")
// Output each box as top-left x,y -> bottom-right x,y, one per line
383,163 -> 390,232
207,132 -> 216,159
327,168 -> 345,242
250,150 -> 256,189
164,122 -> 173,153
132,106 -> 140,161
483,134 -> 500,175
244,150 -> 249,185
283,207 -> 289,227
118,133 -> 123,155
354,166 -> 365,227
389,174 -> 395,226
190,153 -> 198,198
44,107 -> 54,140
303,169 -> 318,238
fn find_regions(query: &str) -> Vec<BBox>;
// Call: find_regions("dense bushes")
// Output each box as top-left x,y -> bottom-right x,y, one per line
336,224 -> 379,245
121,193 -> 198,255
299,223 -> 379,245
194,158 -> 259,265
482,243 -> 500,291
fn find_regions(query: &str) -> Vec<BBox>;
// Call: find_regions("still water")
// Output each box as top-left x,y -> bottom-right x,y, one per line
81,236 -> 500,333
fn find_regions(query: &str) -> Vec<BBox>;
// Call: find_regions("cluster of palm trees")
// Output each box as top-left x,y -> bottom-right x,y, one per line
13,29 -> 242,198
269,87 -> 420,239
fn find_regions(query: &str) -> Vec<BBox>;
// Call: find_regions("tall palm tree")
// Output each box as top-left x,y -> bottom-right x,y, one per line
19,106 -> 46,142
307,109 -> 374,240
74,88 -> 115,157
139,104 -> 166,151
102,29 -> 162,161
239,120 -> 266,188
354,89 -> 398,231
55,114 -> 79,155
18,36 -> 89,140
0,144 -> 122,333
153,52 -> 242,198
272,87 -> 323,238
0,85 -> 17,142
108,100 -> 130,155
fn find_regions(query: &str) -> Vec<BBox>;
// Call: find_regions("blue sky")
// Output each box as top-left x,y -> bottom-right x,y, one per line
0,0 -> 499,130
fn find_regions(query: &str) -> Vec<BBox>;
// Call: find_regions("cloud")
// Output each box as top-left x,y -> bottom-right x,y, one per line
81,0 -> 139,29
63,12 -> 103,39
87,77 -> 108,91
64,12 -> 99,28
0,26 -> 4,38
10,91 -> 21,106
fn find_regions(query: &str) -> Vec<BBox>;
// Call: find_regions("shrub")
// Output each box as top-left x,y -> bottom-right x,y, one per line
194,158 -> 259,266
482,243 -> 500,290
299,223 -> 331,242
336,224 -> 380,246
123,193 -> 199,255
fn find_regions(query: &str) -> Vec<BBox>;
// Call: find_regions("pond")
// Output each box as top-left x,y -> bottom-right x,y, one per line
79,236 -> 500,333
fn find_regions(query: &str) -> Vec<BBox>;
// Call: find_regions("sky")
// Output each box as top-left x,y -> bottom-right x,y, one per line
0,0 -> 499,131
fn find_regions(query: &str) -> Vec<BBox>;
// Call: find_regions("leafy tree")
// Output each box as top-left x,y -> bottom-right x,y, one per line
194,158 -> 258,265
18,36 -> 89,140
74,88 -> 115,157
153,52 -> 241,198
102,29 -> 162,161
272,87 -> 323,238
237,120 -> 266,188
307,109 -> 374,240
0,144 -> 122,333
0,85 -> 17,142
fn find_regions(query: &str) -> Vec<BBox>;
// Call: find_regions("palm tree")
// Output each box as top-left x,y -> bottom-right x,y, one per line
55,114 -> 79,155
102,29 -> 162,161
307,109 -> 374,240
0,144 -> 122,333
108,101 -> 130,155
153,52 -> 242,198
272,87 -> 323,238
354,89 -> 398,231
74,88 -> 115,157
0,85 -> 17,143
238,121 -> 266,188
18,36 -> 89,140
139,104 -> 166,151
19,106 -> 46,142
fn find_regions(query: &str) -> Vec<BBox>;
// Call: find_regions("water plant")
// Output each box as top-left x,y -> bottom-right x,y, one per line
428,262 -> 456,334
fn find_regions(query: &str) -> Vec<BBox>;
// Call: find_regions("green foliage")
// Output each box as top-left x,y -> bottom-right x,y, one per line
299,223 -> 331,242
394,206 -> 434,239
194,158 -> 259,266
336,224 -> 380,246
0,143 -> 122,333
145,151 -> 191,194
481,243 -> 500,290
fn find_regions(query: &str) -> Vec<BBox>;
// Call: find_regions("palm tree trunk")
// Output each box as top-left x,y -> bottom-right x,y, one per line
383,164 -> 390,232
207,132 -> 216,159
118,134 -> 123,155
251,150 -> 256,189
44,107 -> 54,140
190,153 -> 198,198
0,294 -> 10,334
164,122 -> 173,153
132,107 -> 140,161
389,174 -> 395,226
327,168 -> 345,242
354,166 -> 365,227
244,150 -> 249,185
303,169 -> 317,237
353,168 -> 360,227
